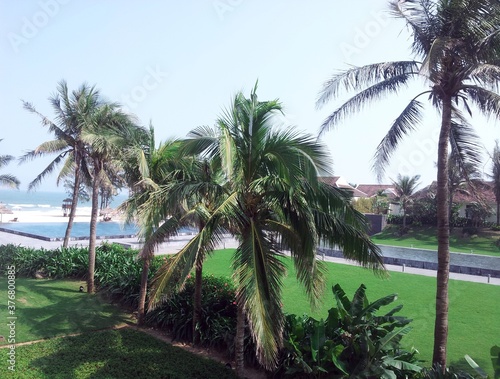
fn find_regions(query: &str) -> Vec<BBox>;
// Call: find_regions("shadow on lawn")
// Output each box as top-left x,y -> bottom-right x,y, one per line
28,328 -> 238,379
6,279 -> 131,343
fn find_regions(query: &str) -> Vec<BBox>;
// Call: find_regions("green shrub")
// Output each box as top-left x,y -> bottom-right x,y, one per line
275,284 -> 421,378
146,275 -> 237,348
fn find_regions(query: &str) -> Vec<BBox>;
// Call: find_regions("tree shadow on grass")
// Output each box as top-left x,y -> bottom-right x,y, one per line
0,278 -> 131,344
26,328 -> 238,379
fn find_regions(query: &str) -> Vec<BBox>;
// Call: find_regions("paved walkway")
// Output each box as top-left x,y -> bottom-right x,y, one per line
0,230 -> 499,286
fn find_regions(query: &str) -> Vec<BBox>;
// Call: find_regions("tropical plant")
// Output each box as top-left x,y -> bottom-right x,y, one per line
63,177 -> 90,203
393,174 -> 421,230
120,127 -> 200,325
277,284 -> 421,378
316,0 -> 500,367
81,103 -> 147,293
21,81 -> 99,247
490,140 -> 500,226
0,139 -> 20,188
147,85 -> 384,375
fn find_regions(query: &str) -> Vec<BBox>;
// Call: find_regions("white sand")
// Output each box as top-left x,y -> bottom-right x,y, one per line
3,207 -> 119,224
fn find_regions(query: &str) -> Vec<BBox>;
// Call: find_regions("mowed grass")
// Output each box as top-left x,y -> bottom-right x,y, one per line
0,278 -> 131,344
372,225 -> 500,257
204,249 -> 500,376
1,328 -> 238,379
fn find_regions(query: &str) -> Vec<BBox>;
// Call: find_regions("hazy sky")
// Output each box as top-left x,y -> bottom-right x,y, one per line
1,0 -> 499,193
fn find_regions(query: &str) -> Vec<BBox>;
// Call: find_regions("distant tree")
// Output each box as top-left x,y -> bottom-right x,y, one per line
0,139 -> 20,188
374,189 -> 389,215
352,197 -> 374,213
393,174 -> 421,230
490,141 -> 500,226
81,103 -> 147,293
63,177 -> 90,203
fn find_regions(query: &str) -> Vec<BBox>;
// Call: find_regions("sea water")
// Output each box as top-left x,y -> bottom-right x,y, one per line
0,189 -> 128,213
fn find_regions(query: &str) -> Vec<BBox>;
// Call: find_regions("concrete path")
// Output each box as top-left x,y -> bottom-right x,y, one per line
0,230 -> 498,286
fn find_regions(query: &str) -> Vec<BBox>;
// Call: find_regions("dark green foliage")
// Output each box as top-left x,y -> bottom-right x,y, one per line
0,243 -> 163,307
275,284 -> 421,378
418,364 -> 477,379
10,328 -> 239,379
146,276 -> 237,349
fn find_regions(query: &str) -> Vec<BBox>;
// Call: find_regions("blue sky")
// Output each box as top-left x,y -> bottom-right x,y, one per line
1,0 -> 498,192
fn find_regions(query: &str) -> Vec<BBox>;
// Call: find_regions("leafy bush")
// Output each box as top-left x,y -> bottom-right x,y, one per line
275,283 -> 421,378
0,243 -> 164,307
145,274 -> 258,365
146,275 -> 237,348
491,225 -> 500,231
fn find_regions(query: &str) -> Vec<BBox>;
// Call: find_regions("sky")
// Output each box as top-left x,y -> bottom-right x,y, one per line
1,0 -> 499,193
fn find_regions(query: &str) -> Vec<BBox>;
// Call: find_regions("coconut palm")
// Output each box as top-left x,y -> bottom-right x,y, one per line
490,140 -> 500,226
0,140 -> 20,188
82,103 -> 146,293
317,0 -> 500,366
120,126 -> 204,326
21,81 -> 100,247
392,174 -> 421,229
147,86 -> 384,375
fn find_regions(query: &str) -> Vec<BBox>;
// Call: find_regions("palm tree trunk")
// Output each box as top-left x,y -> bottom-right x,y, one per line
87,164 -> 101,293
137,254 -> 150,325
433,95 -> 452,368
63,163 -> 81,248
235,301 -> 246,376
193,257 -> 203,345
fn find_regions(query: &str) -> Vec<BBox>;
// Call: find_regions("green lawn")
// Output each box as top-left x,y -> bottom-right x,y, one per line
0,278 -> 131,344
372,225 -> 500,257
1,328 -> 238,378
204,249 -> 500,377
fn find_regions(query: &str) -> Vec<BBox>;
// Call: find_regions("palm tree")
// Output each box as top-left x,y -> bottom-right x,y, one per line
82,103 -> 146,293
0,140 -> 20,188
121,126 -> 201,326
392,174 -> 420,229
316,0 -> 500,367
490,140 -> 500,226
148,86 -> 384,375
21,81 -> 99,247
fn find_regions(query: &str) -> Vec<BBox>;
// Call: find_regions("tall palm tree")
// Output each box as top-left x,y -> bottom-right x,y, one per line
316,0 -> 500,367
393,174 -> 420,229
490,140 -> 500,226
82,103 -> 146,293
121,126 -> 201,326
148,86 -> 384,375
21,81 -> 99,247
0,140 -> 20,188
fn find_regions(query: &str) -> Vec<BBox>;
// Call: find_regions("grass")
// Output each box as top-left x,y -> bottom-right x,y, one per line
372,225 -> 500,257
1,328 -> 238,378
0,278 -> 131,344
204,249 -> 500,377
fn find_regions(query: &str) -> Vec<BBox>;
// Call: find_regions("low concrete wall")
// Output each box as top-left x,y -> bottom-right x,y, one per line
318,244 -> 500,278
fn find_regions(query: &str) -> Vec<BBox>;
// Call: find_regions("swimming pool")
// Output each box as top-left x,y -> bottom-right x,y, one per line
0,222 -> 137,241
0,222 -> 198,242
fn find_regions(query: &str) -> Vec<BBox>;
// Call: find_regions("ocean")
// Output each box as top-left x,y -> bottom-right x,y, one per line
0,189 -> 129,213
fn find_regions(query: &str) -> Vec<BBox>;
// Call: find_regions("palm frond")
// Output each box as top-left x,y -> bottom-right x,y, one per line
318,73 -> 418,136
233,222 -> 285,369
372,97 -> 426,181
